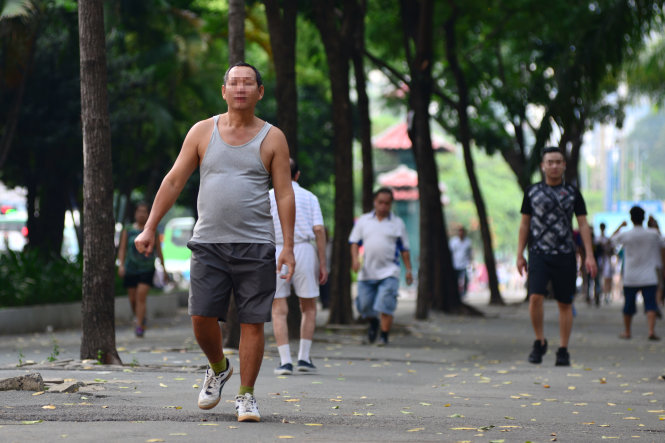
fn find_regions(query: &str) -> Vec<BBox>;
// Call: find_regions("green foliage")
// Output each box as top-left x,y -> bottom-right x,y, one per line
0,249 -> 83,307
47,337 -> 60,362
438,151 -> 522,259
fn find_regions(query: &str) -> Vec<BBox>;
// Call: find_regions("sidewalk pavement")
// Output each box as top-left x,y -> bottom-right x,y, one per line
1,290 -> 664,442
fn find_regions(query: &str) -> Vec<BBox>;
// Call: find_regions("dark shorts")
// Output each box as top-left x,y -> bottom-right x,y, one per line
123,270 -> 155,288
623,285 -> 658,316
187,242 -> 276,323
527,252 -> 577,304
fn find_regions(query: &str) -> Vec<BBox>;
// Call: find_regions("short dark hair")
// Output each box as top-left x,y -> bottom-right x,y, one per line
223,62 -> 263,87
542,146 -> 563,159
373,187 -> 393,201
630,206 -> 645,224
289,158 -> 299,179
600,222 -> 606,230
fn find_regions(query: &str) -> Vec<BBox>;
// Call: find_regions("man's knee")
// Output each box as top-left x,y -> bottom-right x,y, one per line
299,297 -> 317,314
272,298 -> 289,317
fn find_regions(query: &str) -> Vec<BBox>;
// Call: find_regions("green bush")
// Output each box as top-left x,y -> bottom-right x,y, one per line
0,249 -> 83,307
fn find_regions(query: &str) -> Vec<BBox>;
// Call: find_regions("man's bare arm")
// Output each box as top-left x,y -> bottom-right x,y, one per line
267,128 -> 296,280
135,120 -> 206,255
313,225 -> 328,285
577,215 -> 598,278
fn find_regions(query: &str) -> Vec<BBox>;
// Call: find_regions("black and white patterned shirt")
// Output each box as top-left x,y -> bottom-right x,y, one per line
520,182 -> 587,255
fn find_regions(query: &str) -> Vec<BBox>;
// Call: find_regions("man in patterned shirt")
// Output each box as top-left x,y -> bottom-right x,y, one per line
516,147 -> 597,366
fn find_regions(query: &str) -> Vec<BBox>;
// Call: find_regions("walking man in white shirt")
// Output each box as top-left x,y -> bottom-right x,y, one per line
350,188 -> 413,346
270,159 -> 328,374
449,226 -> 473,298
611,206 -> 665,341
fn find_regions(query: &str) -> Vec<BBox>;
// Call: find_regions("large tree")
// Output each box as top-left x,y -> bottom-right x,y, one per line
78,0 -> 121,364
311,0 -> 358,324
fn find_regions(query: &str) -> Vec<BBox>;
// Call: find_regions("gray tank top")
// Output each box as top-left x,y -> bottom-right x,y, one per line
190,115 -> 275,244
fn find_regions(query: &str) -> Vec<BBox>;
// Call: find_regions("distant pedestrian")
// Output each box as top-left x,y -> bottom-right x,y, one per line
611,207 -> 665,341
350,188 -> 413,346
117,202 -> 167,338
269,158 -> 328,375
596,223 -> 615,305
449,226 -> 473,298
134,62 -> 295,422
516,146 -> 597,366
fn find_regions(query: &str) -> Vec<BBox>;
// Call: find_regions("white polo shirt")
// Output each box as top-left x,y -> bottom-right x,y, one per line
612,226 -> 664,287
269,181 -> 323,245
348,211 -> 409,281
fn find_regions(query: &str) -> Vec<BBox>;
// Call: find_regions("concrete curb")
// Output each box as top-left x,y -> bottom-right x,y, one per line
0,292 -> 182,335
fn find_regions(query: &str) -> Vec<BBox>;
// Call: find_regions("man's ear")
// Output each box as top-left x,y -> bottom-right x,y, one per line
258,85 -> 265,100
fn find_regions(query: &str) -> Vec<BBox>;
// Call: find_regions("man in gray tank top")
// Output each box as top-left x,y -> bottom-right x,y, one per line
135,62 -> 295,423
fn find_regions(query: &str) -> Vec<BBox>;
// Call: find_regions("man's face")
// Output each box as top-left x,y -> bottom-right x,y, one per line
134,205 -> 149,225
373,192 -> 393,217
222,66 -> 264,110
458,228 -> 465,239
541,152 -> 566,181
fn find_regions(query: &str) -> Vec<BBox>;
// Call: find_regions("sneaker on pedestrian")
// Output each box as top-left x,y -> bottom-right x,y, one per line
296,359 -> 317,373
135,326 -> 144,338
377,335 -> 388,346
366,317 -> 379,344
235,392 -> 261,422
555,347 -> 570,366
274,362 -> 293,375
528,339 -> 547,364
198,359 -> 233,410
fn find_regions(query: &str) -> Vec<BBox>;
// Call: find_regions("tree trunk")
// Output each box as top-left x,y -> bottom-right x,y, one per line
443,4 -> 503,306
228,0 -> 245,63
313,1 -> 355,325
78,0 -> 121,365
401,0 -> 460,319
351,0 -> 374,213
263,0 -> 298,155
223,0 -> 246,349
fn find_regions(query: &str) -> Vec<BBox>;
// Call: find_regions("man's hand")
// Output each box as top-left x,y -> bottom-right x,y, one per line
585,255 -> 598,279
516,255 -> 528,277
277,247 -> 296,281
405,270 -> 413,285
319,264 -> 328,285
117,264 -> 125,278
351,257 -> 360,273
134,228 -> 156,257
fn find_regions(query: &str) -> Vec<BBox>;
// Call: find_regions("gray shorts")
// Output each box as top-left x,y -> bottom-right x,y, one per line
187,242 -> 276,323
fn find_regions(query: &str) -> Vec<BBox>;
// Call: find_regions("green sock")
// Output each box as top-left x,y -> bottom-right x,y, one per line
210,358 -> 227,375
238,385 -> 254,396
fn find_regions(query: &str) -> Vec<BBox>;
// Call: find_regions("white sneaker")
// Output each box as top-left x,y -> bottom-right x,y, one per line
235,392 -> 261,422
197,359 -> 233,410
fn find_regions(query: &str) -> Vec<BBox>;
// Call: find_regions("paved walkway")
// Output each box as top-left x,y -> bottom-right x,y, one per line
1,290 -> 664,442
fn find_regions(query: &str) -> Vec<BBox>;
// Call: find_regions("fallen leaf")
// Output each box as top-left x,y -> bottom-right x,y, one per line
42,405 -> 56,410
284,399 -> 300,403
192,384 -> 199,389
420,402 -> 431,406
543,384 -> 550,388
449,413 -> 464,418
32,391 -> 45,396
504,416 -> 515,420
623,417 -> 639,420
568,386 -> 576,390
407,428 -> 424,432
198,423 -> 219,426
168,433 -> 187,436
450,427 -> 476,430
228,426 -> 238,429
146,439 -> 164,442
21,421 -> 43,425
277,437 -> 294,439
159,383 -> 168,388
401,411 -> 413,414
305,423 -> 323,426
